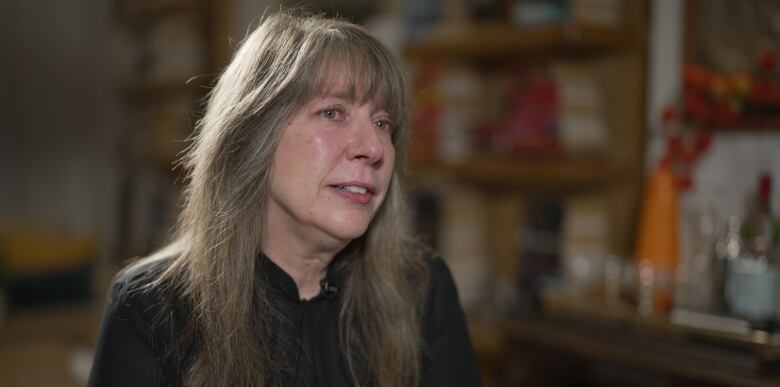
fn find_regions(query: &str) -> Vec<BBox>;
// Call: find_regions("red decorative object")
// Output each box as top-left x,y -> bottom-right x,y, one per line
758,50 -> 778,72
682,51 -> 780,129
659,106 -> 711,190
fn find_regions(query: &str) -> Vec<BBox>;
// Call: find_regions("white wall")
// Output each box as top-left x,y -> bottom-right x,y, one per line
646,0 -> 684,167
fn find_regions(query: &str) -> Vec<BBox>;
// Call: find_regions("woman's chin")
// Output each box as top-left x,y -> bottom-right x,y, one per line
330,225 -> 369,243
321,218 -> 371,243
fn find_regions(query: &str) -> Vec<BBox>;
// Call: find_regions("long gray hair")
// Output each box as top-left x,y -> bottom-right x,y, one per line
126,11 -> 429,387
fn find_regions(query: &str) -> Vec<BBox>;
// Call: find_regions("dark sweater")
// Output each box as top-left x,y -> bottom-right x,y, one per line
88,253 -> 482,387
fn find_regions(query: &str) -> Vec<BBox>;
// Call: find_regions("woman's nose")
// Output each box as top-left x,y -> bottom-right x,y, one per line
347,118 -> 384,165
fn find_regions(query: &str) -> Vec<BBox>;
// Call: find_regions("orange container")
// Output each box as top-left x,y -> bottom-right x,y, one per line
635,161 -> 680,313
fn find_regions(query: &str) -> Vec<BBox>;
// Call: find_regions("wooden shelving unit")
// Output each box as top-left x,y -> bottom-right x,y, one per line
405,3 -> 648,250
403,4 -> 649,385
410,158 -> 633,192
405,18 -> 647,192
404,23 -> 634,60
112,0 -> 229,260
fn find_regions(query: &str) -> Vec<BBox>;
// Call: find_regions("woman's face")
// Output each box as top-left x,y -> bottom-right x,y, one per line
266,75 -> 397,249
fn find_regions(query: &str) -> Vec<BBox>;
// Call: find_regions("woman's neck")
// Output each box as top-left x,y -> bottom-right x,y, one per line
262,235 -> 345,300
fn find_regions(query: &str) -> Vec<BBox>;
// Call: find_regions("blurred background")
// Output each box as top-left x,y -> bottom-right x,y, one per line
2,0 -> 780,386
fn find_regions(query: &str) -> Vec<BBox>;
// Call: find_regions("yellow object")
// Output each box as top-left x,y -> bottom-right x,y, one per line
635,162 -> 680,313
731,72 -> 752,96
709,74 -> 730,100
0,228 -> 97,274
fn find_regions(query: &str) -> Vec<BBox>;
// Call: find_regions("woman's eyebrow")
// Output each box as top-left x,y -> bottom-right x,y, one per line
372,107 -> 391,116
317,89 -> 390,113
318,87 -> 353,100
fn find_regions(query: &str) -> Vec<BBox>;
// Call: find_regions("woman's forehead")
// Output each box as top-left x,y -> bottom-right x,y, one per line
314,72 -> 389,110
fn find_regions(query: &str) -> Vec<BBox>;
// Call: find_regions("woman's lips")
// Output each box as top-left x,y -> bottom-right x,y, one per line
329,182 -> 375,204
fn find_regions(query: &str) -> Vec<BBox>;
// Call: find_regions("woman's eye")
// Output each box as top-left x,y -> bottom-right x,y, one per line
320,108 -> 342,120
375,120 -> 394,133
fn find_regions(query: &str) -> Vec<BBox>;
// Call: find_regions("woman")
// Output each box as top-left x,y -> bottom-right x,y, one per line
89,12 -> 481,387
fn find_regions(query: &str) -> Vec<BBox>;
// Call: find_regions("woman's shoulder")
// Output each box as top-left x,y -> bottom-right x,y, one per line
92,249 -> 192,385
112,254 -> 175,298
415,245 -> 478,371
112,240 -> 185,291
106,250 -> 182,325
412,243 -> 451,283
407,243 -> 459,307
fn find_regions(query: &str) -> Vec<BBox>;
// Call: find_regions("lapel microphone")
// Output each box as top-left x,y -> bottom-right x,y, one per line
320,279 -> 339,297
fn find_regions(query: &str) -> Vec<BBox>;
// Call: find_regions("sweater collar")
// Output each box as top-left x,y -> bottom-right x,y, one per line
258,253 -> 343,302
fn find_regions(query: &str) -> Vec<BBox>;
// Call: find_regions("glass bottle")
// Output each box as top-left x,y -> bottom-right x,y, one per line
726,174 -> 778,325
714,215 -> 742,313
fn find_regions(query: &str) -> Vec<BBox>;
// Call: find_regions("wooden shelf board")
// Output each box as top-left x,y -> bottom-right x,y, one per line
409,157 -> 634,190
404,23 -> 632,60
706,116 -> 780,132
541,292 -> 780,356
504,318 -> 780,387
0,303 -> 99,344
0,304 -> 99,387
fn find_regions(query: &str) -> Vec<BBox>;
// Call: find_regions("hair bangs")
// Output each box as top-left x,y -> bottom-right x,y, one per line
293,26 -> 408,142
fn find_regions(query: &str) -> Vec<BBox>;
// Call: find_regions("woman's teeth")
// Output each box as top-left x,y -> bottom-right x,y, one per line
338,185 -> 368,194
